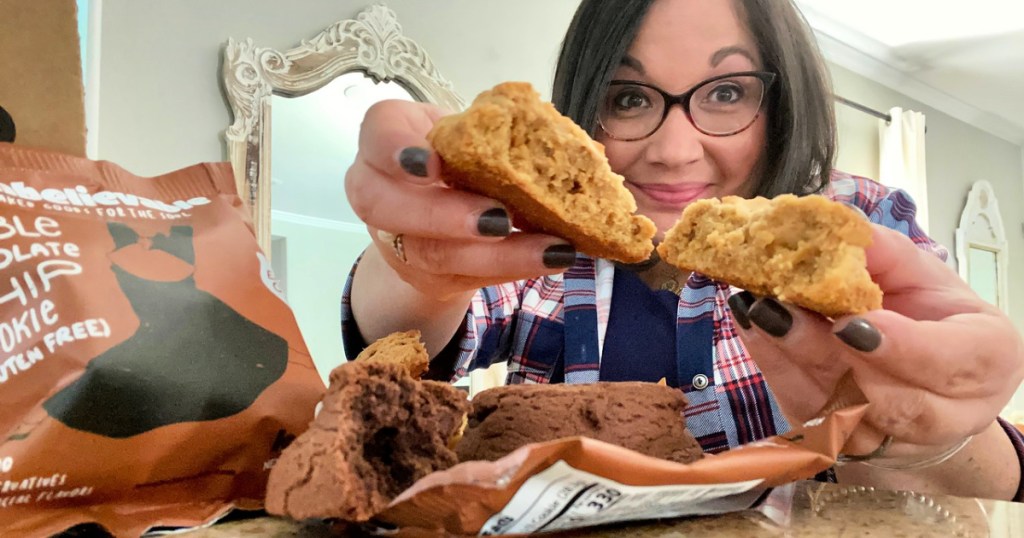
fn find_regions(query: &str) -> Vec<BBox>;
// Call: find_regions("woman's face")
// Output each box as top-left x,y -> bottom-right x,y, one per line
597,0 -> 768,237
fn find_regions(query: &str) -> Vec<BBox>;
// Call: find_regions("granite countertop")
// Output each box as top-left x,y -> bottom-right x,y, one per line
183,481 -> 1019,537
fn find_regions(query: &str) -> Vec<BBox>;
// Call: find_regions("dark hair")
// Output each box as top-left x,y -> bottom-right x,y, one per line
552,0 -> 836,196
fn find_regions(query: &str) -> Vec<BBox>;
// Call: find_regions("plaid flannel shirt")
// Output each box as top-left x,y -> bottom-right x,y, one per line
341,172 -> 949,454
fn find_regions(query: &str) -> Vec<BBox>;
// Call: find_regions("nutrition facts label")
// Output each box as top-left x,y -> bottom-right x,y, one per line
479,461 -> 764,535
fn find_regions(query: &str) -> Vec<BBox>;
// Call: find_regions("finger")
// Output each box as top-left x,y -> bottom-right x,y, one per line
727,293 -> 847,412
357,100 -> 447,185
866,225 -> 964,294
866,225 -> 990,321
346,160 -> 510,240
356,235 -> 521,303
376,231 -> 577,279
833,309 -> 1023,400
370,232 -> 575,301
743,296 -> 848,387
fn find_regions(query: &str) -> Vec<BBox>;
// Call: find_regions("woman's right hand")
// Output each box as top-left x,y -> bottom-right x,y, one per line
344,99 -> 577,302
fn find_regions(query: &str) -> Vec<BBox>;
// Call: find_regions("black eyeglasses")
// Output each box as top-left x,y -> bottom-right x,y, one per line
598,71 -> 776,141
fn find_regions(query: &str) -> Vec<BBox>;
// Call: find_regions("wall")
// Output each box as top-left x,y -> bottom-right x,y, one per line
95,0 -> 581,378
269,217 -> 368,382
96,0 -> 579,175
833,92 -> 880,180
830,63 -> 1024,333
94,2 -> 1024,365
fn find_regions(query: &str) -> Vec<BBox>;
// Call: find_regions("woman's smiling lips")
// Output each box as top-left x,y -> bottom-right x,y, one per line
629,182 -> 712,206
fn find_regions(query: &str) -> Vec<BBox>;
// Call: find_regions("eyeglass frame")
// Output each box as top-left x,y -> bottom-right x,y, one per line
598,70 -> 778,141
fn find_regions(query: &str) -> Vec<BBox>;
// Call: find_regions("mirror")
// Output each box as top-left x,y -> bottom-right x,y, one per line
956,181 -> 1016,419
222,3 -> 464,250
221,4 -> 464,379
271,73 -> 414,225
955,180 -> 1009,313
967,246 -> 999,307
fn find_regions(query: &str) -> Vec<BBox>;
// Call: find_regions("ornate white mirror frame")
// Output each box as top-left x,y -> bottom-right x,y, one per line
221,3 -> 465,251
955,180 -> 1010,314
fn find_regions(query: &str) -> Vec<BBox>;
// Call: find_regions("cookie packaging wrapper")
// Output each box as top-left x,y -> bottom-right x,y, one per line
375,404 -> 868,537
0,145 -> 325,537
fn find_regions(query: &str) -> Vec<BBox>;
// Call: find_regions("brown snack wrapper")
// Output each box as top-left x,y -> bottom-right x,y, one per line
376,404 -> 867,536
0,144 -> 325,537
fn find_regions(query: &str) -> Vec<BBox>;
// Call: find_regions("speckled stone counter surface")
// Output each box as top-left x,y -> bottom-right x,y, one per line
182,481 -> 1023,537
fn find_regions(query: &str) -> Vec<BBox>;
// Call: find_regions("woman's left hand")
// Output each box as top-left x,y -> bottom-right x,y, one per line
729,224 -> 1024,460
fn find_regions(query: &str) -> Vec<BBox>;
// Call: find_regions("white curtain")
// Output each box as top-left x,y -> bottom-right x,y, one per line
879,107 -> 929,233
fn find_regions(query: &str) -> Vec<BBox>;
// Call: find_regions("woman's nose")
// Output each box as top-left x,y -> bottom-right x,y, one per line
644,106 -> 705,166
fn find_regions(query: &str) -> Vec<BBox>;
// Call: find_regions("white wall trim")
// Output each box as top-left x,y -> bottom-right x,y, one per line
271,209 -> 366,233
84,0 -> 102,159
800,4 -> 1024,147
799,5 -> 918,74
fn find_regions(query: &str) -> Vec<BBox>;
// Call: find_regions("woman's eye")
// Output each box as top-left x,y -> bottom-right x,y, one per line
708,83 -> 744,104
613,90 -> 651,110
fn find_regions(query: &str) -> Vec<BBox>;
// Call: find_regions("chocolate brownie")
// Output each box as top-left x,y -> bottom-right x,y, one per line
455,382 -> 704,464
264,361 -> 469,522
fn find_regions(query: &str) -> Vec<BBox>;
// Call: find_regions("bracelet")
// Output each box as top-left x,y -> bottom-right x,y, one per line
836,435 -> 975,470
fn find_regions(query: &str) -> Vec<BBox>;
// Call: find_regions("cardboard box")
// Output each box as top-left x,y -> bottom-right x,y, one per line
0,0 -> 86,156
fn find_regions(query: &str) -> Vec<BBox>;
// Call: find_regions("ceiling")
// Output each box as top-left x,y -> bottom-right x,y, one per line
795,0 -> 1024,145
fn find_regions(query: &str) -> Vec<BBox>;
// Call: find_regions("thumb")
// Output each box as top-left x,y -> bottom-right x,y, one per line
358,100 -> 448,185
865,224 -> 961,294
832,307 -> 1011,396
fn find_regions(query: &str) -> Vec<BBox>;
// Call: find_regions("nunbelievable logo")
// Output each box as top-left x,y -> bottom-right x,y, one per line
0,181 -> 211,213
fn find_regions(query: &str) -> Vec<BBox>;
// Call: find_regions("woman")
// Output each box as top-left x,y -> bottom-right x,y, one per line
341,0 -> 1024,500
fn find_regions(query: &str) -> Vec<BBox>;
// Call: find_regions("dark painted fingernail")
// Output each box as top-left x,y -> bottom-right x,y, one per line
835,317 -> 882,352
727,291 -> 755,330
477,208 -> 511,237
398,147 -> 429,177
542,244 -> 576,268
748,298 -> 793,338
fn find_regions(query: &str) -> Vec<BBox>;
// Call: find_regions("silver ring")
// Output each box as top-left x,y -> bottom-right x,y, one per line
836,434 -> 975,470
376,230 -> 408,264
391,233 -> 407,263
860,435 -> 974,471
836,435 -> 893,464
